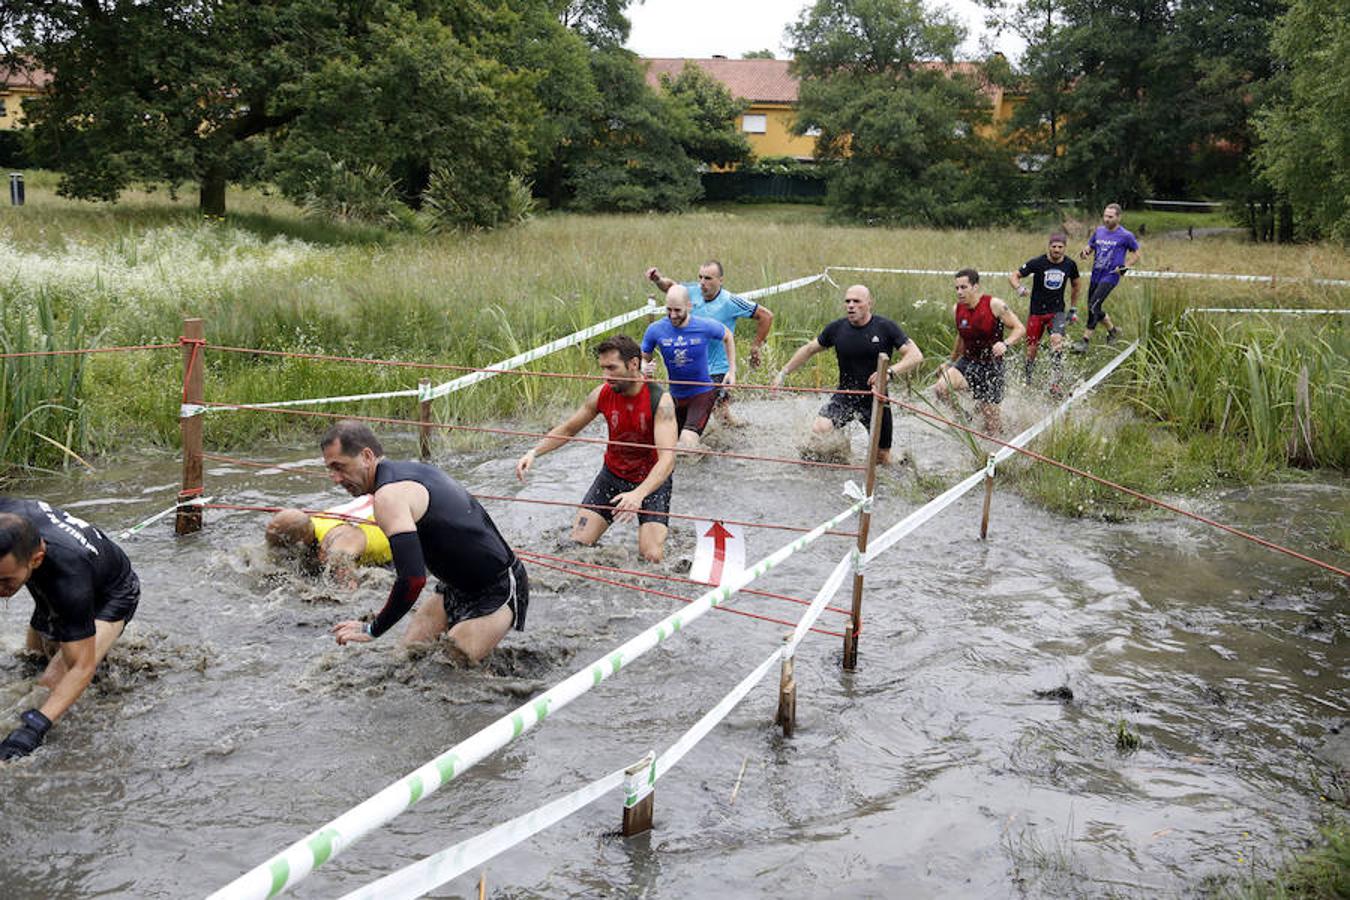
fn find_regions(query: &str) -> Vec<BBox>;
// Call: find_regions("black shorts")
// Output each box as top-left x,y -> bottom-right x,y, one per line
818,392 -> 893,450
436,559 -> 529,632
674,388 -> 717,435
954,357 -> 1005,404
30,569 -> 140,642
581,465 -> 673,526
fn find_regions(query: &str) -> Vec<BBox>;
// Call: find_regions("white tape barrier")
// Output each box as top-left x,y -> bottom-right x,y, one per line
423,302 -> 660,402
1183,308 -> 1349,316
864,341 -> 1137,564
209,497 -> 866,900
210,302 -> 659,413
336,766 -> 630,900
825,265 -> 1350,288
339,551 -> 854,900
118,496 -> 212,539
741,272 -> 826,300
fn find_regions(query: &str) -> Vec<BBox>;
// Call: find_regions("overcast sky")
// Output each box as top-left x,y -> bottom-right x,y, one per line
625,0 -> 1026,63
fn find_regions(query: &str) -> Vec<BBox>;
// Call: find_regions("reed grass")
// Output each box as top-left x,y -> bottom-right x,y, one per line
1,177 -> 1347,489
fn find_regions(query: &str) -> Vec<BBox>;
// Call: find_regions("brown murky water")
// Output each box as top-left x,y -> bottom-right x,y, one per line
1,393 -> 1346,898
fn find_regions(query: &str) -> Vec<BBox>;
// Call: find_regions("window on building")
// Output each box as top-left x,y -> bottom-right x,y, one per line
0,99 -> 7,118
741,114 -> 767,134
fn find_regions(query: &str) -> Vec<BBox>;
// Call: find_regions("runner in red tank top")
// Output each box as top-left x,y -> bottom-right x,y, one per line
933,268 -> 1026,437
516,335 -> 678,563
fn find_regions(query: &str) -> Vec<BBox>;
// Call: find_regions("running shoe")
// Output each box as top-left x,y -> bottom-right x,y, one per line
1070,338 -> 1090,354
1107,327 -> 1122,343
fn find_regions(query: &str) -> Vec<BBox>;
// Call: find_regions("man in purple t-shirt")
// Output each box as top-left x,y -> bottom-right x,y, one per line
1073,203 -> 1141,352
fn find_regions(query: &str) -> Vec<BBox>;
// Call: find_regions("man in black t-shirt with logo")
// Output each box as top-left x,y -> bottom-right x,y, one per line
1009,233 -> 1080,396
0,498 -> 141,761
774,284 -> 923,464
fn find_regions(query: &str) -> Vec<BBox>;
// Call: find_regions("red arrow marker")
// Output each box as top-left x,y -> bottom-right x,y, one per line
704,520 -> 733,585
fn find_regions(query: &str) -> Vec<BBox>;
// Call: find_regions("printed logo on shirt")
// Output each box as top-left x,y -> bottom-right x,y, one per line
871,335 -> 879,342
1044,269 -> 1066,290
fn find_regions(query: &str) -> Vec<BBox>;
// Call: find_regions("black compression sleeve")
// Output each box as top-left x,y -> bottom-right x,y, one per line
370,532 -> 427,638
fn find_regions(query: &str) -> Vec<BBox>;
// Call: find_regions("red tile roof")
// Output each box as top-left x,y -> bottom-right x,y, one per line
1,62 -> 53,90
642,58 -> 799,103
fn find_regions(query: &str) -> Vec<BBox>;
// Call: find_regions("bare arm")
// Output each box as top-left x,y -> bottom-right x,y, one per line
721,326 -> 736,386
1070,276 -> 1081,306
889,339 -> 924,379
774,338 -> 825,385
1124,244 -> 1141,269
991,298 -> 1026,357
1009,269 -> 1027,296
749,305 -> 773,366
517,388 -> 601,480
645,267 -> 676,293
38,637 -> 97,723
332,481 -> 428,644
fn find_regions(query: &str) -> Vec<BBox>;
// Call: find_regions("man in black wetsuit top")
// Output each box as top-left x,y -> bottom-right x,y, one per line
773,284 -> 923,464
322,421 -> 528,663
0,499 -> 141,760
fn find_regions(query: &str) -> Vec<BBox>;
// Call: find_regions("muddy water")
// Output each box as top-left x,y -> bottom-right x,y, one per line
1,394 -> 1345,899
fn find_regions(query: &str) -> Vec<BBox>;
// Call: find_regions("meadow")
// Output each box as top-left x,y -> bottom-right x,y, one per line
1,174 -> 1347,528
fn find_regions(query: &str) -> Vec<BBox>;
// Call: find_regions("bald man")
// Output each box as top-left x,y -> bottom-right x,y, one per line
774,284 -> 922,464
640,284 -> 736,452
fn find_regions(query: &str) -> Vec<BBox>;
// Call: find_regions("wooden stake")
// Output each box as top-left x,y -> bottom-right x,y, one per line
979,453 -> 996,539
418,378 -> 433,461
777,633 -> 797,737
621,752 -> 656,837
176,317 -> 205,535
478,871 -> 486,900
843,352 -> 888,670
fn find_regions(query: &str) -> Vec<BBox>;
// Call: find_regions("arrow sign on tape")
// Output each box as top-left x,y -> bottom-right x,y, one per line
691,519 -> 745,586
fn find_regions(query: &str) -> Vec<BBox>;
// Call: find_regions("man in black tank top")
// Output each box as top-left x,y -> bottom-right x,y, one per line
322,421 -> 528,663
0,499 -> 141,760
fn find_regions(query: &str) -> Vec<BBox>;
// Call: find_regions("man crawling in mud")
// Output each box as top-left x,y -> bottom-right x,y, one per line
264,494 -> 391,585
322,421 -> 528,663
0,500 -> 141,761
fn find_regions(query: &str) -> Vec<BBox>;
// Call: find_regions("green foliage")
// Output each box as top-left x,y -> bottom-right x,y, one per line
564,50 -> 702,212
659,63 -> 752,169
1255,0 -> 1350,243
788,0 -> 1021,226
299,162 -> 410,228
742,50 -> 777,60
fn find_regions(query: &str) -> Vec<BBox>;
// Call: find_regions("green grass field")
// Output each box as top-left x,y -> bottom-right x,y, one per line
2,176 -> 1347,513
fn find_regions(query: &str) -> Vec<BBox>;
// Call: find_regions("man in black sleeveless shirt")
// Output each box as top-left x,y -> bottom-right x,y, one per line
323,421 -> 527,663
0,499 -> 140,760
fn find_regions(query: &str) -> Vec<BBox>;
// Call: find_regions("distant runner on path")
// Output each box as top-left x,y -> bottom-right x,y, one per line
1074,203 -> 1141,352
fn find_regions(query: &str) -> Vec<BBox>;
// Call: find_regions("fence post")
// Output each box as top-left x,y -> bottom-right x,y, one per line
621,751 -> 657,837
418,378 -> 433,461
979,453 -> 996,540
843,352 -> 887,671
777,633 -> 796,737
176,317 -> 205,534
9,172 -> 23,206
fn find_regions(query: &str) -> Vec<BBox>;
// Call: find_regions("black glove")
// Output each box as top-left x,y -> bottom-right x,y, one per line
0,709 -> 52,760
1114,265 -> 1129,276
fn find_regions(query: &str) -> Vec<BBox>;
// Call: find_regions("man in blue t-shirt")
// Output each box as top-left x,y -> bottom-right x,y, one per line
641,284 -> 736,452
647,260 -> 774,427
1073,203 -> 1141,352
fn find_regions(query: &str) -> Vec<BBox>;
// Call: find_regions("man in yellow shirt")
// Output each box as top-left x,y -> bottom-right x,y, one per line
265,495 -> 391,579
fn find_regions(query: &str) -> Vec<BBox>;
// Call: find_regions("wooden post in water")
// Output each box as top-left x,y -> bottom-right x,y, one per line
843,352 -> 888,671
418,378 -> 433,461
777,633 -> 796,737
176,317 -> 205,535
621,752 -> 656,837
979,453 -> 996,539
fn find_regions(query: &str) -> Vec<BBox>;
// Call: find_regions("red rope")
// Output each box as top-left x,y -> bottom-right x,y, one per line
521,553 -> 846,638
879,391 -> 1350,579
202,403 -> 868,473
516,548 -> 852,618
180,336 -> 206,403
0,343 -> 179,359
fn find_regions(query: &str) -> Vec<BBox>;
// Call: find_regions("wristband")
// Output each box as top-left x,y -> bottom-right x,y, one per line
21,709 -> 52,735
363,622 -> 374,637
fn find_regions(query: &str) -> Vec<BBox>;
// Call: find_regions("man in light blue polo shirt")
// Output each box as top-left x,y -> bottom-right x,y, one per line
646,259 -> 774,427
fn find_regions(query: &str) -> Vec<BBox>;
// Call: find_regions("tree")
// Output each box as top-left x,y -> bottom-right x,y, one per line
742,49 -> 777,59
564,49 -> 703,212
788,0 -> 1020,226
7,0 -> 563,221
1255,0 -> 1350,242
659,63 -> 752,169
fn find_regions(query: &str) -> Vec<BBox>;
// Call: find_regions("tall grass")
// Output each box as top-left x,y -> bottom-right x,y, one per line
0,291 -> 91,481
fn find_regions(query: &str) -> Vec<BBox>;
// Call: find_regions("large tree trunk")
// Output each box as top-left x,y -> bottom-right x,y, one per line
199,167 -> 227,217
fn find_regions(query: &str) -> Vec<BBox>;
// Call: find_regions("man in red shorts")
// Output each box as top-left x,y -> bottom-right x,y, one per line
1009,233 -> 1080,396
516,335 -> 678,562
